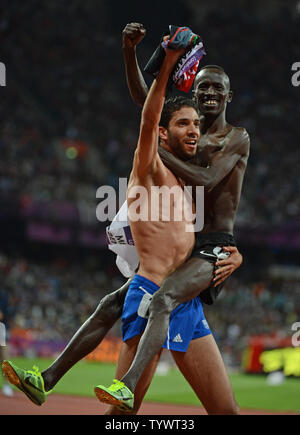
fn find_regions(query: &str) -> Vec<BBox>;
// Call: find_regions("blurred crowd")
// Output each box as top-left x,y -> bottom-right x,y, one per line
1,1 -> 300,368
0,251 -> 124,341
0,2 -> 137,215
0,1 -> 300,226
1,251 -> 299,366
205,275 -> 300,365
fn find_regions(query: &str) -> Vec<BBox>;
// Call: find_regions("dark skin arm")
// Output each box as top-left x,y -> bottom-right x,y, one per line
214,246 -> 242,286
122,22 -> 148,107
122,22 -> 250,193
158,128 -> 249,286
122,24 -> 245,285
122,26 -> 249,195
158,128 -> 250,191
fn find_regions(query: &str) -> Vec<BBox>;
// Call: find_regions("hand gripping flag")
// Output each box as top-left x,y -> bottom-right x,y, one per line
144,25 -> 206,93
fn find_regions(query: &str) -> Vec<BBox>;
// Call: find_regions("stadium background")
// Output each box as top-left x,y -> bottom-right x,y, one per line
0,0 -> 300,413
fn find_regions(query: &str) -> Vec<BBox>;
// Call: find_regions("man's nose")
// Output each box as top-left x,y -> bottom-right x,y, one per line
188,125 -> 200,137
205,85 -> 217,95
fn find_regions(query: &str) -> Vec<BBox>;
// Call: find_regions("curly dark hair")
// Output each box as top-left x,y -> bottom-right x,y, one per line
159,96 -> 199,129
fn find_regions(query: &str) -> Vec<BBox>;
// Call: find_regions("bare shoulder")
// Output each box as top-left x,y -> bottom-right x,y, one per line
232,126 -> 250,141
227,125 -> 250,155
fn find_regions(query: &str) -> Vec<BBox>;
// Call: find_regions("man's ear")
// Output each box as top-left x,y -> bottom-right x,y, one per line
159,126 -> 168,143
227,90 -> 233,103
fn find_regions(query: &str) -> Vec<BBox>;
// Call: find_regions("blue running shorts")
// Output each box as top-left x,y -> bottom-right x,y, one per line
122,274 -> 211,352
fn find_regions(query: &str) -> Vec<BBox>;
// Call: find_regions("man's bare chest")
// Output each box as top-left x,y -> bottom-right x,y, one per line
197,128 -> 234,166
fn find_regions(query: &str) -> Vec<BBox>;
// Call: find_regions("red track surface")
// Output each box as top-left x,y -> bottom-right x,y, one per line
0,391 -> 298,415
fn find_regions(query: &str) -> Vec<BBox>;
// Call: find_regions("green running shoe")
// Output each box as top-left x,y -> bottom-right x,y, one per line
94,379 -> 134,412
1,360 -> 51,406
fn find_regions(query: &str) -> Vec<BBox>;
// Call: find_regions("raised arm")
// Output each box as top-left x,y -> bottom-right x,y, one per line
134,44 -> 185,176
159,128 -> 250,190
122,23 -> 149,107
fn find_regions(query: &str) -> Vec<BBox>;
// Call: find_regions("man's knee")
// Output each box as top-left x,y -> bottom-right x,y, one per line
159,262 -> 213,306
90,290 -> 123,325
149,286 -> 179,317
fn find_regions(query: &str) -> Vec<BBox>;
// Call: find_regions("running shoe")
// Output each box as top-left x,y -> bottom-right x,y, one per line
1,360 -> 51,406
94,379 -> 134,412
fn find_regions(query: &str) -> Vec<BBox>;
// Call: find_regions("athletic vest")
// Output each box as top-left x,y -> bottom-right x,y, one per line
106,201 -> 139,277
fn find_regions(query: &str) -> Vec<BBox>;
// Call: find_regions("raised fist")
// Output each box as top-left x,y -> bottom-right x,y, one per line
122,22 -> 146,48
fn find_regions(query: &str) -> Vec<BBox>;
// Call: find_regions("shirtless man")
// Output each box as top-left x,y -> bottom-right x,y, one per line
95,23 -> 250,414
95,39 -> 225,415
1,26 -> 243,414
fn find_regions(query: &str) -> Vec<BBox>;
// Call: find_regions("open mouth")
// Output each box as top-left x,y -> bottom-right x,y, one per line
203,99 -> 219,108
184,139 -> 198,149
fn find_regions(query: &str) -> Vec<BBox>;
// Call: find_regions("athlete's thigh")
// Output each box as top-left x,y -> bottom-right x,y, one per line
105,334 -> 162,415
171,334 -> 239,415
161,257 -> 214,305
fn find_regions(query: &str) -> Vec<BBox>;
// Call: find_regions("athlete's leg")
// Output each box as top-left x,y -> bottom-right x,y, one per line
121,258 -> 213,392
104,334 -> 162,415
171,335 -> 239,415
42,278 -> 132,392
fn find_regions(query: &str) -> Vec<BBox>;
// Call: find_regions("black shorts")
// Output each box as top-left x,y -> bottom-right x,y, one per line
190,232 -> 236,305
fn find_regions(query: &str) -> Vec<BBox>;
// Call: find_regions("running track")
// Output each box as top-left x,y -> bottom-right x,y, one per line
0,392 -> 298,415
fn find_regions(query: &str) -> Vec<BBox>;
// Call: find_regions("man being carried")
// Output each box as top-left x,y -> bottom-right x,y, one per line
1,26 -> 244,415
95,23 -> 249,413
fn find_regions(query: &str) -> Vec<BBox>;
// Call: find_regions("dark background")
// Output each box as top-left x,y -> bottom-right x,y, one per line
0,0 -> 299,365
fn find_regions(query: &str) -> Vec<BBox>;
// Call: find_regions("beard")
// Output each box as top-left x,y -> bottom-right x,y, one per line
168,132 -> 195,161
